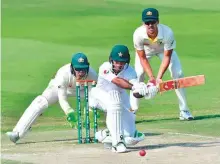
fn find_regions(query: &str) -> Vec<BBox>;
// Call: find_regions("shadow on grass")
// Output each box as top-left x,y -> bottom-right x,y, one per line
16,133 -> 162,145
128,141 -> 220,152
136,117 -> 177,124
194,114 -> 220,120
16,138 -> 78,145
136,114 -> 220,124
144,132 -> 163,136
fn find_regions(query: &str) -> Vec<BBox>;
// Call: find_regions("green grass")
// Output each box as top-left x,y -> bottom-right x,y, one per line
1,0 -> 220,137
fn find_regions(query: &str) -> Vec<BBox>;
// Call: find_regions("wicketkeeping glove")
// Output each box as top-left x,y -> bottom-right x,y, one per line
66,109 -> 77,128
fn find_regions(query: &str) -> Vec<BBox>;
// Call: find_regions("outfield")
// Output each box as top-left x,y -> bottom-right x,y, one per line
1,0 -> 220,163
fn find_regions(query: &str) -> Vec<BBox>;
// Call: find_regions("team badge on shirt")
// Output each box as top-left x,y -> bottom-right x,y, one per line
104,70 -> 109,74
157,40 -> 163,45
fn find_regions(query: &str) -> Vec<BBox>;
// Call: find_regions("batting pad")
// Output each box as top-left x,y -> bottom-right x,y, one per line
13,95 -> 48,138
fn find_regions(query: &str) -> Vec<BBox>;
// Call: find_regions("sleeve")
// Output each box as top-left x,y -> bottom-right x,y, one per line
133,30 -> 144,50
164,30 -> 176,50
55,71 -> 72,114
126,67 -> 138,83
99,64 -> 117,82
87,67 -> 98,81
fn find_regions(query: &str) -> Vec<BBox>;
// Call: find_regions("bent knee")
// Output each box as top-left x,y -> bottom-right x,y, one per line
171,70 -> 184,79
34,95 -> 49,110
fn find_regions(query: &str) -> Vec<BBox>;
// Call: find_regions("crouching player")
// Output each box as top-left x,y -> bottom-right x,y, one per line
6,53 -> 98,143
89,45 -> 158,153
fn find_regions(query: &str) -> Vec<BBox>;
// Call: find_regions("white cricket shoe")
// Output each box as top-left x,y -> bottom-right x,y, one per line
95,129 -> 110,142
124,130 -> 145,146
6,131 -> 20,143
112,142 -> 127,153
102,136 -> 112,149
179,110 -> 194,120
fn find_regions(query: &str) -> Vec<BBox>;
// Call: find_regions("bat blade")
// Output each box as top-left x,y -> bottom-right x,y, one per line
158,75 -> 205,92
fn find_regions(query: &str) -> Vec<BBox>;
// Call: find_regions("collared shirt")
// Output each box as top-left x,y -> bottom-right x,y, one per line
52,64 -> 98,113
133,24 -> 176,56
96,62 -> 138,92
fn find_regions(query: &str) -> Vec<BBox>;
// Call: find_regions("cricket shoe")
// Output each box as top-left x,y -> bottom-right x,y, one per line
95,129 -> 110,142
179,110 -> 194,120
102,136 -> 112,149
112,142 -> 127,153
6,131 -> 20,143
124,130 -> 145,146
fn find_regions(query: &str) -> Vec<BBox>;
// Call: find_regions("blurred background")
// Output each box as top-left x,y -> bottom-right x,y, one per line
1,0 -> 220,136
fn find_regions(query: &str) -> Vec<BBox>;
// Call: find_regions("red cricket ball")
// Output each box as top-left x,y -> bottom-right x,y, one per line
139,149 -> 146,156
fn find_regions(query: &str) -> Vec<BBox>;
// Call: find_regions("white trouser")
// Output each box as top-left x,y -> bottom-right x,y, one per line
89,87 -> 136,140
130,51 -> 189,112
13,80 -> 82,138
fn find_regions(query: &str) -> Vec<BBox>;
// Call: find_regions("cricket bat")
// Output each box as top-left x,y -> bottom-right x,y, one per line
158,75 -> 205,92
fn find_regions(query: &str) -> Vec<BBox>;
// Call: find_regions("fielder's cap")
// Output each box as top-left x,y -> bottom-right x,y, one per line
142,8 -> 159,22
71,53 -> 89,69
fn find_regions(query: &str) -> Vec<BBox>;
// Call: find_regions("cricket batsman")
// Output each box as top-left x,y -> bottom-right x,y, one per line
6,53 -> 98,143
130,8 -> 194,120
89,45 -> 158,153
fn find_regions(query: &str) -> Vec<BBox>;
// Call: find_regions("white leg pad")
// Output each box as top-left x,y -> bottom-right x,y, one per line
13,95 -> 48,138
106,90 -> 124,146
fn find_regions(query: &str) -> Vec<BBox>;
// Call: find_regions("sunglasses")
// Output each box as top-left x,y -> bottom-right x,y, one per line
74,68 -> 87,71
144,21 -> 157,25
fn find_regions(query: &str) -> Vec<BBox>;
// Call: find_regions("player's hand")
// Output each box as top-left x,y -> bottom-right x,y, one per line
156,78 -> 163,84
132,82 -> 145,90
145,85 -> 158,99
132,83 -> 148,96
66,109 -> 77,128
148,77 -> 156,86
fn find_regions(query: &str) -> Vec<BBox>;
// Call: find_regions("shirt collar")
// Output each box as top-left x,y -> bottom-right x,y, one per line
145,24 -> 163,42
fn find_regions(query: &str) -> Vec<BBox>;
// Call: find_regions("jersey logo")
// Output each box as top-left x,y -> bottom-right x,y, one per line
104,70 -> 109,74
170,40 -> 174,46
158,40 -> 163,45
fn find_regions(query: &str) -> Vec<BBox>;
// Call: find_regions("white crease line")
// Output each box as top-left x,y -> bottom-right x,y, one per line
168,132 -> 220,140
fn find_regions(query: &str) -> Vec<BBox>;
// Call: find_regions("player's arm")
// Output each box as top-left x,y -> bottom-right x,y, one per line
112,77 -> 133,90
136,50 -> 155,81
133,30 -> 155,81
112,77 -> 145,98
56,74 -> 77,128
157,49 -> 172,79
157,30 -> 176,80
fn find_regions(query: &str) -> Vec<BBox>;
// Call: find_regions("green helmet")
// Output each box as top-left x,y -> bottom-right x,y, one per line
71,53 -> 89,69
109,45 -> 130,64
70,53 -> 90,76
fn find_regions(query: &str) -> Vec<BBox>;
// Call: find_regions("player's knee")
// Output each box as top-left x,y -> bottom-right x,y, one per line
89,96 -> 98,109
171,70 -> 184,79
33,95 -> 49,111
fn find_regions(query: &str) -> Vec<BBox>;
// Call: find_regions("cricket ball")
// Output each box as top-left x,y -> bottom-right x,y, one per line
139,149 -> 146,156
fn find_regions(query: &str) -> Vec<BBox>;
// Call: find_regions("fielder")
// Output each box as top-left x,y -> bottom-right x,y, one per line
89,45 -> 158,153
130,8 -> 194,120
6,53 -> 98,143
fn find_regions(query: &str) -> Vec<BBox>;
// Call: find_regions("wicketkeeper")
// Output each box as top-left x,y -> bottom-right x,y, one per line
89,45 -> 158,153
6,53 -> 98,143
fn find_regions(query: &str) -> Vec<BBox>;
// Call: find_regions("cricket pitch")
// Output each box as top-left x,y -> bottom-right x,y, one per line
1,128 -> 220,164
